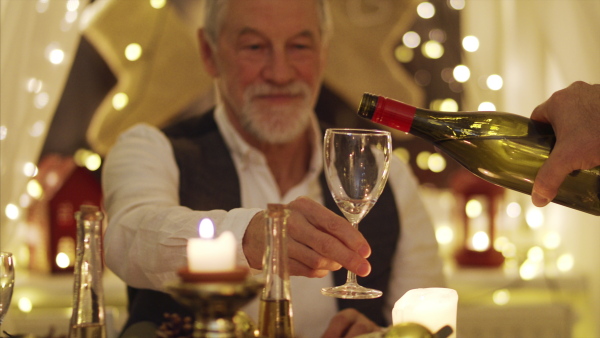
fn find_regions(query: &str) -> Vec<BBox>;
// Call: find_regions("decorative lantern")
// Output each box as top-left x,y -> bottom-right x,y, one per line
451,169 -> 504,267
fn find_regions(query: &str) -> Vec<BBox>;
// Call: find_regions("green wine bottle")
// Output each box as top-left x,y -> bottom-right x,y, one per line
357,93 -> 600,216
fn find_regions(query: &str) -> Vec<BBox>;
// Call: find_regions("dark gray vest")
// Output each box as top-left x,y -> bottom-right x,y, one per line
123,111 -> 400,330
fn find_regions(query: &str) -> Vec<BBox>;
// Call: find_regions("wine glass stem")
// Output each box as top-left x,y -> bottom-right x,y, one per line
346,270 -> 357,285
345,221 -> 360,285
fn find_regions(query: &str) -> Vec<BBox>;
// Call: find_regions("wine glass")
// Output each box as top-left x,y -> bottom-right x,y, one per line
321,128 -> 392,299
1,252 -> 15,323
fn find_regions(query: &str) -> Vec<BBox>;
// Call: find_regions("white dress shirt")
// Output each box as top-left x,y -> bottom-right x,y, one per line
102,105 -> 445,337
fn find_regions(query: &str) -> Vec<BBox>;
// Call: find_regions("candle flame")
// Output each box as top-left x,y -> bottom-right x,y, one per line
198,218 -> 215,239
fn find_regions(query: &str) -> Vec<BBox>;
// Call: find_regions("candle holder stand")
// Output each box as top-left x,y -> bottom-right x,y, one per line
165,267 -> 263,338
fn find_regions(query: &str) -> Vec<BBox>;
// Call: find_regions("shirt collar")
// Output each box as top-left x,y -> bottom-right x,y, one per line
213,104 -> 323,179
214,105 -> 255,164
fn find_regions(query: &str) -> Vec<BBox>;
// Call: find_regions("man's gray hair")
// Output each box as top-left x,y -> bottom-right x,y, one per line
202,0 -> 333,47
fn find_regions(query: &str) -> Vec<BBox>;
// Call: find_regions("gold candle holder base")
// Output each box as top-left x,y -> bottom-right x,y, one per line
165,267 -> 263,338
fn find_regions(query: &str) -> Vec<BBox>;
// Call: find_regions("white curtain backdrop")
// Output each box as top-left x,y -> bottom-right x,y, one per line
462,0 -> 600,113
1,0 -> 89,254
462,1 -> 600,337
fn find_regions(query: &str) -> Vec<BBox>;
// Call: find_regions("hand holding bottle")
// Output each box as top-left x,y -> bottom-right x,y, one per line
530,81 -> 600,207
242,197 -> 372,278
357,92 -> 600,215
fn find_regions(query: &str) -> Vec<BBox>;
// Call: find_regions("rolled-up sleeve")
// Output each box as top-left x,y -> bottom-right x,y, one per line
102,124 -> 261,291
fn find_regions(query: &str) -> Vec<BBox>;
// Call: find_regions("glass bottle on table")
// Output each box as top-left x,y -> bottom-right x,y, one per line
258,204 -> 294,338
69,205 -> 106,338
0,252 -> 15,324
357,93 -> 600,216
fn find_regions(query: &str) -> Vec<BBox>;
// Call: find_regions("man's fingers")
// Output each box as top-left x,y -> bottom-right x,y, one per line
530,100 -> 550,124
287,238 -> 342,273
532,148 -> 572,207
285,197 -> 372,277
247,196 -> 373,278
287,223 -> 371,276
288,258 -> 330,278
289,197 -> 370,257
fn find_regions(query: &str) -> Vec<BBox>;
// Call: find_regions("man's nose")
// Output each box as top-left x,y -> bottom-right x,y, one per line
263,49 -> 295,84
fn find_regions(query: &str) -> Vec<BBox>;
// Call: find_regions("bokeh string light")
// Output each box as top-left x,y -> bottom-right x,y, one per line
1,0 -> 91,256
394,0 -> 463,109
389,0 -> 465,188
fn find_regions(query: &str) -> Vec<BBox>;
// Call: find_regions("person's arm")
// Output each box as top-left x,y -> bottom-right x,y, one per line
530,81 -> 600,207
103,124 -> 372,291
102,124 -> 261,291
243,196 -> 372,278
383,156 -> 446,323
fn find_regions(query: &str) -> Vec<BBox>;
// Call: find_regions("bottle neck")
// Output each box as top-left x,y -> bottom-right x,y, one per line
359,94 -> 556,143
262,205 -> 292,301
75,207 -> 104,270
374,96 -> 416,133
358,94 -> 416,133
71,205 -> 105,329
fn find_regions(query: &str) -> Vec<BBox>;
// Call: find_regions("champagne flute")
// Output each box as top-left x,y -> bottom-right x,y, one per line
321,128 -> 392,299
1,252 -> 15,323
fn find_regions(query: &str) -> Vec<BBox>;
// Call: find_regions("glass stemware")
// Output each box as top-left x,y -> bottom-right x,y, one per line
1,252 -> 15,324
321,128 -> 392,299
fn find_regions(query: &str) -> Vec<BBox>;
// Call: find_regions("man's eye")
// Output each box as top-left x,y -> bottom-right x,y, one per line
245,44 -> 264,50
293,44 -> 309,50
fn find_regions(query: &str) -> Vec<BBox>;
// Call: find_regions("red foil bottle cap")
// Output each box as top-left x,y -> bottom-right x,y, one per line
372,97 -> 416,132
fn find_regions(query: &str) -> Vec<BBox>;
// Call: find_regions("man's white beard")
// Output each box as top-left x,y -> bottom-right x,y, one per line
237,82 -> 314,144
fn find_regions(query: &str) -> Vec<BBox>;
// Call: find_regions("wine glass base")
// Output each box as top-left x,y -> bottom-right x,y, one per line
321,283 -> 382,299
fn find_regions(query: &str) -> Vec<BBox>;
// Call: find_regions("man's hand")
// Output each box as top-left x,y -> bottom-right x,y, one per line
530,81 -> 600,207
242,196 -> 372,278
321,308 -> 382,338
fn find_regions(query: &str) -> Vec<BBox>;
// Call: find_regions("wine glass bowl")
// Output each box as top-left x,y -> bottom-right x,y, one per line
321,128 -> 392,299
1,252 -> 15,323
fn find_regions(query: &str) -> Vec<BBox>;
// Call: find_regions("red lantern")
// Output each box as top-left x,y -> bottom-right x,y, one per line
451,169 -> 504,267
27,155 -> 102,273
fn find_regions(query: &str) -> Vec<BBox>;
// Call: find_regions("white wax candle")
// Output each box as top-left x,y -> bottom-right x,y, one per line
392,288 -> 458,337
187,218 -> 237,272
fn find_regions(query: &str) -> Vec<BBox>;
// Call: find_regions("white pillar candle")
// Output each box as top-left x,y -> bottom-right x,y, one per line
187,218 -> 237,272
392,288 -> 458,337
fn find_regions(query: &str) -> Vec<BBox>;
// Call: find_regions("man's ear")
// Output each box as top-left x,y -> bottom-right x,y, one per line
198,28 -> 219,77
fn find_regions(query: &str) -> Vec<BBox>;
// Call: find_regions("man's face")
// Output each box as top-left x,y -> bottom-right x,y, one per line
203,0 -> 328,144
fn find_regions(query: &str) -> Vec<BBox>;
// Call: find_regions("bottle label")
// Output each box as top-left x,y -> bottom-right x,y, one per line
373,97 -> 416,132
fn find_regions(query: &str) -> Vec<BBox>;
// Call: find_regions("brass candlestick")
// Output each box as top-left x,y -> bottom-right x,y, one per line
166,267 -> 263,338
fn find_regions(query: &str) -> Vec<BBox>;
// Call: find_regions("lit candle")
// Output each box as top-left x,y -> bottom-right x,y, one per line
392,288 -> 458,337
187,218 -> 236,273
